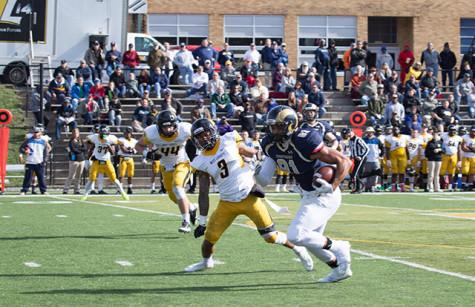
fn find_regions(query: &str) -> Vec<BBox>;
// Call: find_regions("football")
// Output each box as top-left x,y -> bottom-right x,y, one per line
313,165 -> 336,187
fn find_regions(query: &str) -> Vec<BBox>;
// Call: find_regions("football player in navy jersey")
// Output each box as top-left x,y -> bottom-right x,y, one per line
256,105 -> 353,283
300,103 -> 339,149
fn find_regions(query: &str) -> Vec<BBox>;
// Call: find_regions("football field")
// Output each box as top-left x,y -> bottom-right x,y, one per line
0,192 -> 474,306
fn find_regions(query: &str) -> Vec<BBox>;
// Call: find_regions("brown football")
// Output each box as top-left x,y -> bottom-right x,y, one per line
313,165 -> 336,187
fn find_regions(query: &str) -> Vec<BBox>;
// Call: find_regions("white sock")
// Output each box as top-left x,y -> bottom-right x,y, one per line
189,203 -> 197,211
199,215 -> 207,226
282,184 -> 287,190
128,183 -> 133,188
151,182 -> 156,190
114,179 -> 126,195
84,181 -> 94,195
97,174 -> 104,191
182,213 -> 190,224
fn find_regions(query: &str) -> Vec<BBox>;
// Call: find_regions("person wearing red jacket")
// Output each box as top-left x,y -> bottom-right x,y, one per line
398,44 -> 415,84
122,43 -> 141,78
89,79 -> 106,110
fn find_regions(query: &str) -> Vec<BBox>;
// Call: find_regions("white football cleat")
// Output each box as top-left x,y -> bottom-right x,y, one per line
318,265 -> 353,283
184,258 -> 214,272
293,246 -> 314,271
179,221 -> 191,233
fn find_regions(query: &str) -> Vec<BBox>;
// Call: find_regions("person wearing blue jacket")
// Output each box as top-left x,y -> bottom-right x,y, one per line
71,76 -> 91,110
193,39 -> 216,66
150,67 -> 169,98
314,39 -> 331,91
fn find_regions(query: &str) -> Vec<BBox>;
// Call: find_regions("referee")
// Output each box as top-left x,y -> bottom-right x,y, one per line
348,129 -> 369,193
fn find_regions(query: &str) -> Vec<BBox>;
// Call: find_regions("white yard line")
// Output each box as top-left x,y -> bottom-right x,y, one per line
48,195 -> 475,282
417,213 -> 475,221
115,260 -> 134,267
2,215 -> 11,218
55,215 -> 67,218
352,249 -> 475,282
24,262 -> 41,268
113,214 -> 124,217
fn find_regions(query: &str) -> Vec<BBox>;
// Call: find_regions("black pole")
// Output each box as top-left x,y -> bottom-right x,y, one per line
39,63 -> 44,125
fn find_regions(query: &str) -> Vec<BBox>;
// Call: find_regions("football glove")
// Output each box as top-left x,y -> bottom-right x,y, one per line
194,225 -> 206,238
312,178 -> 333,194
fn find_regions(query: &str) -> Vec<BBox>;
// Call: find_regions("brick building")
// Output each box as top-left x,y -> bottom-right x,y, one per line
130,0 -> 475,69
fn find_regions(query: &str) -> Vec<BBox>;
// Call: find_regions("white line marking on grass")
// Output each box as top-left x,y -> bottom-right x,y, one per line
47,201 -> 73,204
213,259 -> 225,265
24,262 -> 41,268
55,215 -> 67,218
355,256 -> 411,260
352,249 -> 475,282
49,195 -> 475,282
417,213 -> 475,221
467,256 -> 475,260
2,215 -> 11,218
113,200 -> 157,203
115,260 -> 133,267
14,201 -> 36,204
113,214 -> 124,217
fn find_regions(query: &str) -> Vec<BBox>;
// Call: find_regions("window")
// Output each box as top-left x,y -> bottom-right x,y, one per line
224,15 -> 284,58
298,16 -> 356,67
148,14 -> 208,46
134,37 -> 156,53
460,19 -> 475,55
368,17 -> 397,44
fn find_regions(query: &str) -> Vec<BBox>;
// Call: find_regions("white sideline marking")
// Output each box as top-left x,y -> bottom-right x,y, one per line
24,262 -> 41,268
55,215 -> 67,218
417,213 -> 475,221
49,195 -> 475,282
2,215 -> 11,218
47,201 -> 72,204
352,249 -> 475,282
14,201 -> 36,204
113,200 -> 157,203
467,256 -> 475,260
355,256 -> 411,260
113,214 -> 124,217
430,197 -> 475,201
115,260 -> 133,267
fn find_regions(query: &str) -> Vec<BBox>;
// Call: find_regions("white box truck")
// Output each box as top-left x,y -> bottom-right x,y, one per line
0,0 -> 162,85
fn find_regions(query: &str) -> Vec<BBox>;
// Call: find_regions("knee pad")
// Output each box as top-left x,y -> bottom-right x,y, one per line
172,186 -> 186,201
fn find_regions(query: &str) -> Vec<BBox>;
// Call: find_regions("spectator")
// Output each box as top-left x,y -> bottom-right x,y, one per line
218,43 -> 235,67
71,76 -> 91,110
388,84 -> 404,103
122,43 -> 140,77
363,41 -> 376,71
384,70 -> 400,94
229,84 -> 247,108
239,102 -> 257,134
350,41 -> 367,75
186,66 -> 209,97
190,99 -> 211,121
203,59 -> 215,80
240,60 -> 259,86
55,98 -> 76,139
308,84 -> 327,118
270,41 -> 283,69
228,73 -> 249,96
217,116 -> 234,135
287,91 -> 301,113
439,42 -> 457,91
350,65 -> 366,99
404,74 -> 421,98
377,62 -> 392,83
457,61 -> 473,81
89,78 -> 106,110
150,67 -> 169,98
280,43 -> 289,66
108,96 -> 122,131
420,42 -> 440,78
163,42 -> 176,79
161,90 -> 183,119
174,43 -> 195,85
243,43 -> 261,67
19,126 -> 51,195
328,40 -> 339,91
105,42 -> 122,76
376,46 -> 394,70
221,60 -> 237,87
368,84 -> 386,125
272,63 -> 285,91
468,86 -> 475,118
211,86 -> 234,119
403,88 -> 421,110
447,94 -> 461,122
343,43 -> 355,87
146,104 -> 160,127
104,81 -> 119,107
455,73 -> 474,105
132,98 -> 151,132
280,67 -> 296,93
125,72 -> 141,98
420,67 -> 439,98
293,81 -> 306,103
398,44 -> 415,83
359,73 -> 378,106
303,72 -> 320,94
46,73 -> 69,105
384,94 -> 405,125
63,128 -> 86,194
404,61 -> 423,84
78,95 -> 99,125
208,72 -> 225,97
425,131 -> 444,192
403,105 -> 423,133
109,67 -> 127,97
432,100 -> 455,132
260,39 -> 274,87
30,86 -> 49,127
54,60 -> 75,86
250,79 -> 269,101
193,38 -> 216,66
76,60 -> 93,83
138,69 -> 151,97
84,40 -> 105,80
296,62 -> 310,84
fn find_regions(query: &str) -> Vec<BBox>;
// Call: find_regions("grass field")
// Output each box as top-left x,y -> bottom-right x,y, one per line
0,192 -> 474,306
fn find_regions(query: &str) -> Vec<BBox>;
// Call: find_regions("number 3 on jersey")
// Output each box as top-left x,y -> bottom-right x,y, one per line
217,159 -> 229,178
276,158 -> 299,174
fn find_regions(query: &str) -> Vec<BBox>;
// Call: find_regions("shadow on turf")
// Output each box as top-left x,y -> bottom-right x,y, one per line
21,281 -> 319,295
0,233 -> 181,241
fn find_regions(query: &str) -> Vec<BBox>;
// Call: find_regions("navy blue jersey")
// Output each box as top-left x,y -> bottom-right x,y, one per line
301,120 -> 332,135
261,127 -> 324,191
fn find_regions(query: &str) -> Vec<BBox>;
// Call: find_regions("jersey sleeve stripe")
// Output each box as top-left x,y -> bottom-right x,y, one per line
311,142 -> 324,154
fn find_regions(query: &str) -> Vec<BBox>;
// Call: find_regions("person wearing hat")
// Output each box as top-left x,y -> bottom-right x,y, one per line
173,43 -> 195,85
420,67 -> 439,99
105,41 -> 122,76
439,42 -> 457,91
363,126 -> 384,192
84,40 -> 105,80
218,43 -> 235,67
376,45 -> 394,70
296,62 -> 310,85
420,42 -> 440,79
19,126 -> 52,195
54,60 -> 75,87
220,60 -> 237,86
